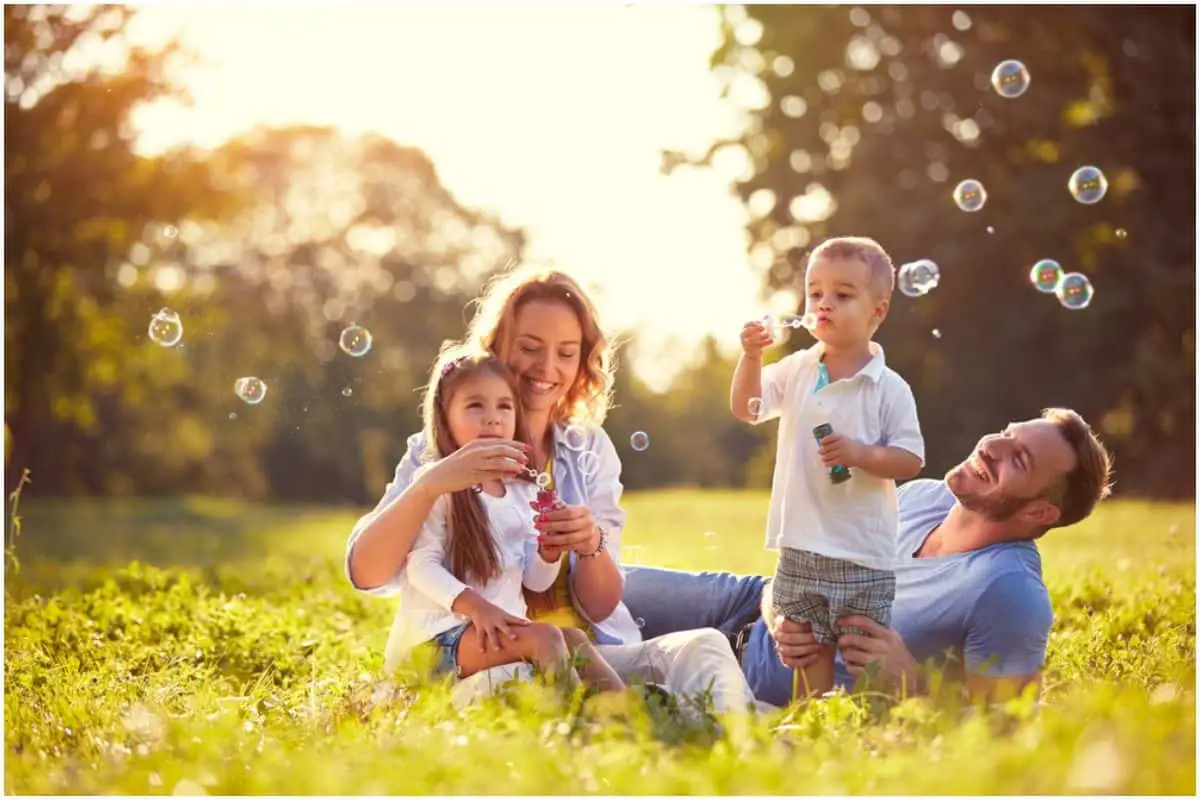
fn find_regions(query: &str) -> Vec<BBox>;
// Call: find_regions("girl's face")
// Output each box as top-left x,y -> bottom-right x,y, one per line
444,372 -> 517,448
503,299 -> 583,415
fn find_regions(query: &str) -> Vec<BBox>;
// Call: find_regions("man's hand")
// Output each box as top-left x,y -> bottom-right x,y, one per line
837,615 -> 920,689
765,609 -> 825,669
818,433 -> 866,469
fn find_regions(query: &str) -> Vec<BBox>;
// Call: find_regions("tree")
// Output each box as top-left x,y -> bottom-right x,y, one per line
4,4 -> 230,492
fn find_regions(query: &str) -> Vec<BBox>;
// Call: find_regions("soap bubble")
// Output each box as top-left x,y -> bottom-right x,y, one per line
148,308 -> 183,347
341,387 -> 353,397
535,472 -> 552,489
339,325 -> 373,357
991,59 -> 1030,98
747,397 -> 763,419
630,431 -> 650,452
234,377 -> 268,405
1056,272 -> 1094,310
577,450 -> 600,478
1115,228 -> 1127,239
898,259 -> 940,297
1029,259 -> 1063,294
932,328 -> 942,339
778,313 -> 815,330
1068,166 -> 1108,205
953,179 -> 987,212
563,425 -> 587,452
228,412 -> 237,420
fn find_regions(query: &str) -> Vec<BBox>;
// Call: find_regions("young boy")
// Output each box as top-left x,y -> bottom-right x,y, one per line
729,236 -> 925,698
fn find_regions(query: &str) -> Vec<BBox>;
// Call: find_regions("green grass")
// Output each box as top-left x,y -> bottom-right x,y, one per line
4,491 -> 1195,794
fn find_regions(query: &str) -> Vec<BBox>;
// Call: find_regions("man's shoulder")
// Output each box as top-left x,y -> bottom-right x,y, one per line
898,478 -> 953,508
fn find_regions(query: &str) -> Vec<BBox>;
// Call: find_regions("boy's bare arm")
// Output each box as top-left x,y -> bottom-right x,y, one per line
730,352 -> 764,423
856,445 -> 923,480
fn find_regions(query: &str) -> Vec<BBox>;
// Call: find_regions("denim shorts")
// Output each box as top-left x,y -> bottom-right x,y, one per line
431,621 -> 472,678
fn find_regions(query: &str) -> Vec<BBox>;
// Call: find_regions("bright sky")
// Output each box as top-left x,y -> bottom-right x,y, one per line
125,2 -> 776,391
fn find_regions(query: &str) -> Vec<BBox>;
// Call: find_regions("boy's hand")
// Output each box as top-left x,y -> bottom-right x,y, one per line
740,319 -> 774,358
818,433 -> 866,468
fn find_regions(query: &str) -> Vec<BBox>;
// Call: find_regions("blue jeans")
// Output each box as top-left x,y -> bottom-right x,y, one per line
622,565 -> 797,707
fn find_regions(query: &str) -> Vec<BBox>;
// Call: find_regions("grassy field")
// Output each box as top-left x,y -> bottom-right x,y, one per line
4,489 -> 1195,794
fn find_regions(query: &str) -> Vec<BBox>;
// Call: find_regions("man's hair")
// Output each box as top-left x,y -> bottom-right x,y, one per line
806,236 -> 895,300
1040,407 -> 1114,531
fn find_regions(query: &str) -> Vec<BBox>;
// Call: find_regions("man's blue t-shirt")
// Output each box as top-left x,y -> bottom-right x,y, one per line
742,479 -> 1055,706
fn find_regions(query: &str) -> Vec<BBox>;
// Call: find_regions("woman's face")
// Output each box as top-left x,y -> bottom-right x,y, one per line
504,299 -> 583,415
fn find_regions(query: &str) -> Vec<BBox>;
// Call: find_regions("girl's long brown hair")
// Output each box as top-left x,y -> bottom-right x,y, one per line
420,347 -> 534,586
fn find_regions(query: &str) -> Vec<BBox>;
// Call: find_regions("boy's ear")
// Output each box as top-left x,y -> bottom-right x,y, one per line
872,297 -> 890,327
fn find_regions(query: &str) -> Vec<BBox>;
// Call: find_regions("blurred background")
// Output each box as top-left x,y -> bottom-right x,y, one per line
4,3 -> 1195,508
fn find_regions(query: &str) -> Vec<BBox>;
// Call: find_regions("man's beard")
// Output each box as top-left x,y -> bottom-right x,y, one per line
948,464 -> 1038,522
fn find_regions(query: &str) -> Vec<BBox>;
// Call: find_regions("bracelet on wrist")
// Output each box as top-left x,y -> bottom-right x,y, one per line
580,526 -> 608,558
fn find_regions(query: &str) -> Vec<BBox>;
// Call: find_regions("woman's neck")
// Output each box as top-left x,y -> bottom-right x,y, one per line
525,410 -> 554,465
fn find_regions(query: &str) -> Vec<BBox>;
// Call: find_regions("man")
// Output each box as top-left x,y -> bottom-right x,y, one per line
622,408 -> 1114,706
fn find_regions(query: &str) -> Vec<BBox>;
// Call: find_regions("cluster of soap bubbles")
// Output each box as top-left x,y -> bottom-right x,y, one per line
561,423 -> 651,479
935,62 -> 1109,315
149,310 -> 375,406
1029,259 -> 1094,310
897,259 -> 941,298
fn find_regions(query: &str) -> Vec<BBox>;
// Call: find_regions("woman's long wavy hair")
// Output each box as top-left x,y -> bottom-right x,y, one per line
463,264 -> 618,428
420,347 -> 534,586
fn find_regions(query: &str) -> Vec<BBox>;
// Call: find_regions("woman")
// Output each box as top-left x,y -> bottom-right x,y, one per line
346,265 -> 756,713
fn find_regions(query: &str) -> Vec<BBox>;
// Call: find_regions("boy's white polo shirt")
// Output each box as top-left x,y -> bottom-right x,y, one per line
754,341 -> 925,570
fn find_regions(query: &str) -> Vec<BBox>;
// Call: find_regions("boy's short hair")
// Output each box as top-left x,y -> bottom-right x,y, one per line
806,236 -> 895,300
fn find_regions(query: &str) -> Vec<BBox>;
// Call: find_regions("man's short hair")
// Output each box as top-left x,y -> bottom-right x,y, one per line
1041,407 -> 1114,530
807,236 -> 895,300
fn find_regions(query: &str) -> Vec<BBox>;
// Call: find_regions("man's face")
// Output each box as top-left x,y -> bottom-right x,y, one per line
946,419 -> 1077,524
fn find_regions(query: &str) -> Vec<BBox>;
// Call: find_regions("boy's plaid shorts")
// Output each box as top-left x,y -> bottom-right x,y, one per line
771,548 -> 895,646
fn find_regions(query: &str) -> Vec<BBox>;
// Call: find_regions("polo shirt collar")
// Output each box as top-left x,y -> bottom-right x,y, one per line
801,340 -> 888,383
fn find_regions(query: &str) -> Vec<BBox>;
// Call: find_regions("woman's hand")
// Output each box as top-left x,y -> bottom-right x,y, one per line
530,501 -> 602,557
423,438 -> 531,495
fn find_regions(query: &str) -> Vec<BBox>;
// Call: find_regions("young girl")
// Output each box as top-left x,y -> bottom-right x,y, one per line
395,348 -> 625,692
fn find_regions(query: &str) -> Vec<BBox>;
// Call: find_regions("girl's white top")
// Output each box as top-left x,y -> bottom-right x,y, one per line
385,479 -> 562,672
349,423 -> 643,665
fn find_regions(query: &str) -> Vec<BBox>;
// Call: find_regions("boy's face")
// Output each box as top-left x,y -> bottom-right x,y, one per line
803,257 -> 889,349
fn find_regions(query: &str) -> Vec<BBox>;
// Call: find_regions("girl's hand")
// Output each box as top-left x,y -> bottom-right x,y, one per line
530,501 -> 603,556
460,594 -> 531,653
424,438 -> 531,495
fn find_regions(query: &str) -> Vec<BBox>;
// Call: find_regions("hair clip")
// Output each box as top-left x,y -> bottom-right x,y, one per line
441,355 -> 468,377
